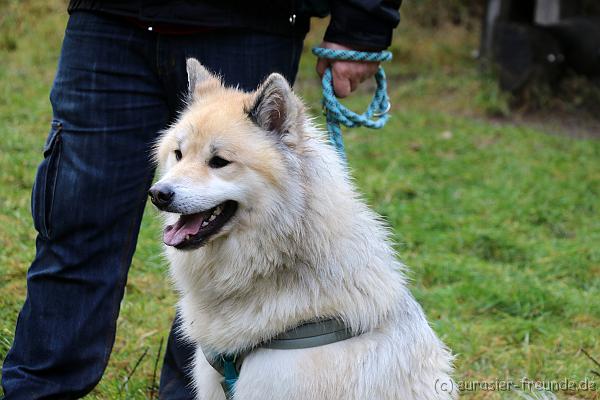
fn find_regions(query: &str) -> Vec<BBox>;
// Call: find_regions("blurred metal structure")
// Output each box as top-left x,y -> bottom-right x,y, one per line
481,0 -> 600,91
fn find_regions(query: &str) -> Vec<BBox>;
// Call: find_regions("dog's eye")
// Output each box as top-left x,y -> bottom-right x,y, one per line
174,149 -> 182,161
208,156 -> 230,168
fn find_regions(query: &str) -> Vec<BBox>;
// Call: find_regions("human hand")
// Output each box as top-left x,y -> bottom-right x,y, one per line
315,41 -> 380,98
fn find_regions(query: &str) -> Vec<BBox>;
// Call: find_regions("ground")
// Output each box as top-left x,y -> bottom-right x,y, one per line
1,1 -> 599,399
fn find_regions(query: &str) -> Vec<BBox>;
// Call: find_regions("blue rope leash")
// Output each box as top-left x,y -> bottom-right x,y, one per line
311,47 -> 393,158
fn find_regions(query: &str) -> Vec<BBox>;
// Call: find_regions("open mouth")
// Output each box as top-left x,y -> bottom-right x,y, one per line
163,200 -> 238,250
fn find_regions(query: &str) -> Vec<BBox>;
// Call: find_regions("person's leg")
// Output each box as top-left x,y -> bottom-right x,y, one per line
1,12 -> 169,399
156,29 -> 305,399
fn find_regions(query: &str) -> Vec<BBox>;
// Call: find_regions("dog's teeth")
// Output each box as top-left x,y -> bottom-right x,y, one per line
185,234 -> 191,240
215,207 -> 222,215
209,214 -> 216,221
201,221 -> 208,227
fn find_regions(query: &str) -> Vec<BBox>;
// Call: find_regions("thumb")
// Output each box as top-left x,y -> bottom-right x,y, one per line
332,67 -> 351,98
316,57 -> 329,78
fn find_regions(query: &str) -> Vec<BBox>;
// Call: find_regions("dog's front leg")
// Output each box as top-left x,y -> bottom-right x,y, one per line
192,347 -> 227,400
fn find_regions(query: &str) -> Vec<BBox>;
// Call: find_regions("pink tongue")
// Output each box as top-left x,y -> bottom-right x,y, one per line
163,213 -> 207,247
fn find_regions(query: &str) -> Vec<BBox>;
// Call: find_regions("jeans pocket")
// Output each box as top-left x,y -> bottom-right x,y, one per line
31,120 -> 63,239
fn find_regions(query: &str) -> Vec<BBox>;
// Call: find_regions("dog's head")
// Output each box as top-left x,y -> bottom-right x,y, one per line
151,59 -> 307,250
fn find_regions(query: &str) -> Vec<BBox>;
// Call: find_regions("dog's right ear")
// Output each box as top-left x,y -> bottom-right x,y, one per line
247,73 -> 304,147
186,58 -> 220,100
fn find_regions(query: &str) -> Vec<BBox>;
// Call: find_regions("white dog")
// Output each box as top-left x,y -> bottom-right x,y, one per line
149,58 -> 456,400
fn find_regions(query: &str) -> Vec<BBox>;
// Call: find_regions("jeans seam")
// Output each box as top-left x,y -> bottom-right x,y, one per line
46,135 -> 62,239
38,121 -> 63,239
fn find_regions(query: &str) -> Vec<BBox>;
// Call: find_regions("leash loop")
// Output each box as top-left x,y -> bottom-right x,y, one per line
312,47 -> 393,158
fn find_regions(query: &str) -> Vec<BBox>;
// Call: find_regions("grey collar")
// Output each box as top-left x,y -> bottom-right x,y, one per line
207,318 -> 355,385
263,318 -> 353,350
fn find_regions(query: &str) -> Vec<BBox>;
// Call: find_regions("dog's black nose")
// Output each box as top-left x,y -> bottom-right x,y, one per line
149,184 -> 174,209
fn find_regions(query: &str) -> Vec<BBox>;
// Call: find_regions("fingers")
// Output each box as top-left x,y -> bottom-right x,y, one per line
314,40 -> 381,98
331,61 -> 378,98
332,66 -> 352,98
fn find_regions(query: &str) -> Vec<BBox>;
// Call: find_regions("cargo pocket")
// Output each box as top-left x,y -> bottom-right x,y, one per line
31,120 -> 63,239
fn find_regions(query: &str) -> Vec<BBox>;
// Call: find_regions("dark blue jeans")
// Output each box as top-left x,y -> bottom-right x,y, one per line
1,11 -> 303,400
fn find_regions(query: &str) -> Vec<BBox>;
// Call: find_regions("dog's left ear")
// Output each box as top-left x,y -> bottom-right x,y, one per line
186,58 -> 221,100
247,73 -> 303,146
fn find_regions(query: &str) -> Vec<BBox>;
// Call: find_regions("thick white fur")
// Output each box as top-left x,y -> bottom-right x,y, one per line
155,59 -> 456,400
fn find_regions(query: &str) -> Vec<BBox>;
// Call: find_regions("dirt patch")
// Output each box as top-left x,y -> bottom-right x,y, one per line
513,111 -> 600,139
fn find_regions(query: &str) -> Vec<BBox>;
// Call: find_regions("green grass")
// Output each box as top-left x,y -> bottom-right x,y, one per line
1,1 -> 599,399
